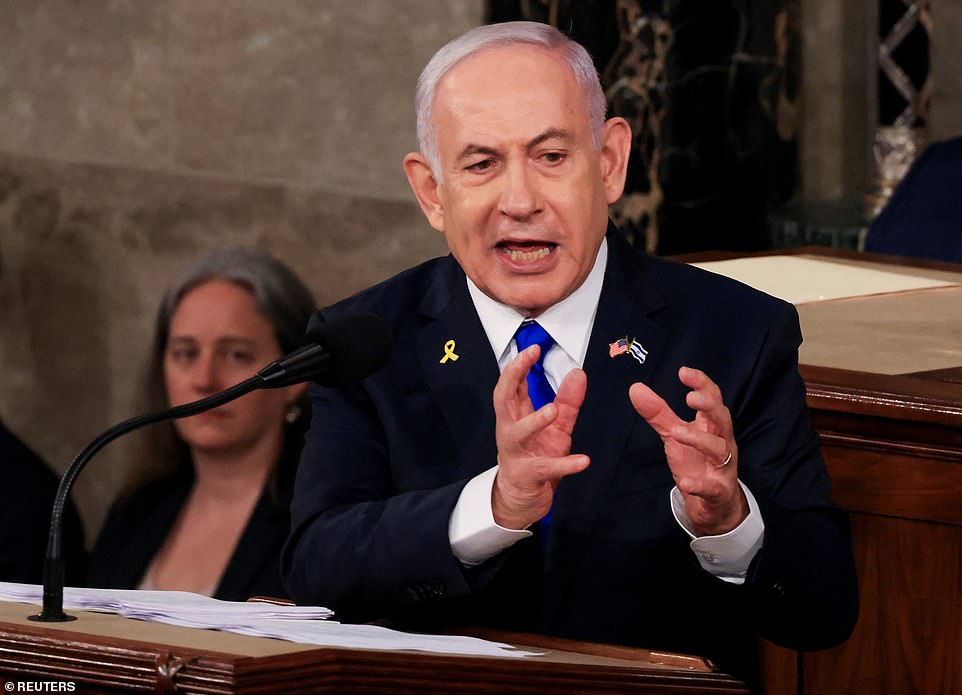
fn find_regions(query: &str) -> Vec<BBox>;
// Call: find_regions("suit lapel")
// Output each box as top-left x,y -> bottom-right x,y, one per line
415,258 -> 501,476
543,229 -> 669,622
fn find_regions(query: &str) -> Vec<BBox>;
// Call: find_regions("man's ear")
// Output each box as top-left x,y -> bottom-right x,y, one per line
403,153 -> 445,233
598,117 -> 632,205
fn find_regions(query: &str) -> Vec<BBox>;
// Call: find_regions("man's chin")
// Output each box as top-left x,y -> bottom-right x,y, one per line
492,288 -> 564,317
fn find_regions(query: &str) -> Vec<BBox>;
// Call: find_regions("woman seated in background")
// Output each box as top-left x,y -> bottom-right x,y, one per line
86,248 -> 315,600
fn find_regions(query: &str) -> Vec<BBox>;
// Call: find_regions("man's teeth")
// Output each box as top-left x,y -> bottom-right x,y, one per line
506,246 -> 551,261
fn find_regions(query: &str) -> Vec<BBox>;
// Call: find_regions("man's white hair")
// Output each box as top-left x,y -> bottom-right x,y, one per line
415,21 -> 607,181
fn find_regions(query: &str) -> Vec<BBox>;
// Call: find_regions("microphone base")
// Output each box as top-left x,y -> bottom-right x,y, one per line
28,611 -> 77,623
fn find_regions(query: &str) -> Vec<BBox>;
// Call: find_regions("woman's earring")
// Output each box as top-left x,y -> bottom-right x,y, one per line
285,403 -> 302,424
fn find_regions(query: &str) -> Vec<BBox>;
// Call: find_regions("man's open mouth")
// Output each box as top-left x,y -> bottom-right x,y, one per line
497,241 -> 557,262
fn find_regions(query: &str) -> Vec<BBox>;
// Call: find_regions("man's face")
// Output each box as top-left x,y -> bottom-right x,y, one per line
410,44 -> 628,316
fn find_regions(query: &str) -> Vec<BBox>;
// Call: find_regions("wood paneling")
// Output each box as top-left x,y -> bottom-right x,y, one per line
789,376 -> 962,695
803,514 -> 962,695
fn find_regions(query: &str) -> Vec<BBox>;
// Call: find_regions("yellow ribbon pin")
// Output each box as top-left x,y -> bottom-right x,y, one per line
440,339 -> 459,364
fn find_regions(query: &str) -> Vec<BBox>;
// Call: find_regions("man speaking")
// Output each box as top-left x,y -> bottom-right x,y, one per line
283,21 -> 858,685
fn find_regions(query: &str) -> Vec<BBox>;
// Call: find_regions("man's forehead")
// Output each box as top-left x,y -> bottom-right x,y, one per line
436,43 -> 576,99
433,44 -> 586,140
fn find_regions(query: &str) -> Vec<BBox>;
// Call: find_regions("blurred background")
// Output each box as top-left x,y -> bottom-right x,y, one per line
1,0 -> 959,543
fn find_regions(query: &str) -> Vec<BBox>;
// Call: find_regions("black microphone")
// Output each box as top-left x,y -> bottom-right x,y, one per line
31,312 -> 392,622
258,313 -> 393,388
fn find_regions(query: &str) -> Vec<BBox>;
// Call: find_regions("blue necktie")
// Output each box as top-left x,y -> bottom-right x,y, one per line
513,320 -> 556,543
513,320 -> 556,410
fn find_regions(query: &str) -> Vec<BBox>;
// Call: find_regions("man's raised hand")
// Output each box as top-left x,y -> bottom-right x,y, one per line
491,345 -> 589,530
629,367 -> 747,535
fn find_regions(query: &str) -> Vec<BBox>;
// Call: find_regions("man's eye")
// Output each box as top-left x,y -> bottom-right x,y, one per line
466,158 -> 495,172
542,151 -> 567,164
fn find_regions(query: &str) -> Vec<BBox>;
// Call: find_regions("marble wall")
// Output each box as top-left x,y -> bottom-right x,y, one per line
0,1 -> 481,541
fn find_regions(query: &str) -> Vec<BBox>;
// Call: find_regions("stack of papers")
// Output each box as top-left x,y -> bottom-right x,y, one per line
0,582 -> 332,627
0,582 -> 536,658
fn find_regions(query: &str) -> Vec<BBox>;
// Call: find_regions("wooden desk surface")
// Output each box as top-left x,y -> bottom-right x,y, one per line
686,248 -> 962,375
0,601 -> 748,693
792,254 -> 961,375
680,247 -> 962,424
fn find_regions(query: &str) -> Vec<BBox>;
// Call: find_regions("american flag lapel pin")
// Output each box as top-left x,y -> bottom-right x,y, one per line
609,337 -> 630,358
609,336 -> 648,365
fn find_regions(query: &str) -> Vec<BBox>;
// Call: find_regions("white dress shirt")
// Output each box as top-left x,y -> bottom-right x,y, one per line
447,238 -> 764,583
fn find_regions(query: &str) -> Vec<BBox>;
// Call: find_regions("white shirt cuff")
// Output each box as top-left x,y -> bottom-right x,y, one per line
449,466 -> 532,566
670,480 -> 764,584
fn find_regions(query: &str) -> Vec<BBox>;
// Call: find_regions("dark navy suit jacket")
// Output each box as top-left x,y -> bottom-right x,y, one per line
866,135 -> 962,263
283,226 -> 857,682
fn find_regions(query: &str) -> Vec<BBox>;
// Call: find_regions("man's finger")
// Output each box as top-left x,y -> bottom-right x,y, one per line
553,367 -> 587,429
506,403 -> 559,448
494,345 -> 540,413
685,386 -> 726,413
534,453 -> 591,481
629,382 -> 682,438
671,423 -> 731,464
681,367 -> 732,434
679,366 -> 723,403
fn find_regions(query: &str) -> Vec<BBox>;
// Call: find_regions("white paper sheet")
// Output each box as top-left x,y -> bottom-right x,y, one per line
0,582 -> 536,657
690,256 -> 959,304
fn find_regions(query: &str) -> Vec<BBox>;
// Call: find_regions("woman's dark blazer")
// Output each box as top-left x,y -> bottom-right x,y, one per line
86,448 -> 298,602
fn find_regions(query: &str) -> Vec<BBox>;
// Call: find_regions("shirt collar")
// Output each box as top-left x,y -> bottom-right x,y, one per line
466,237 -> 607,368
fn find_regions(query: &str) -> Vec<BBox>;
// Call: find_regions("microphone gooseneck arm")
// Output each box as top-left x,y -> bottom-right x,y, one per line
31,376 -> 264,622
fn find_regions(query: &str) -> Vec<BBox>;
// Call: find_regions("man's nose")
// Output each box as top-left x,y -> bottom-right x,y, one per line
499,162 -> 542,220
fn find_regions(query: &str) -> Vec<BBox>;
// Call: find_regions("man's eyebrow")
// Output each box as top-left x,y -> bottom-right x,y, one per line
455,129 -> 571,162
528,128 -> 570,147
456,144 -> 501,161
